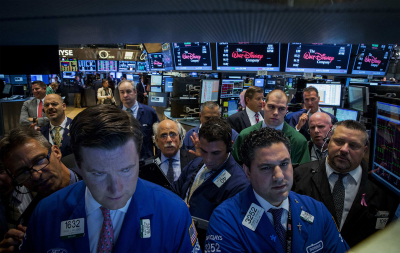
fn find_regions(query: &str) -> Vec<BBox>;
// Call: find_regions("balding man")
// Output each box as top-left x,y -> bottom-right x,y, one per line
40,94 -> 73,157
232,89 -> 310,165
309,112 -> 333,161
152,119 -> 197,182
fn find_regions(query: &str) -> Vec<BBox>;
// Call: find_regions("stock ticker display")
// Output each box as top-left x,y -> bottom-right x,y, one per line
173,42 -> 212,70
372,102 -> 400,195
97,60 -> 117,71
352,44 -> 393,76
217,43 -> 280,71
60,58 -> 78,72
286,43 -> 352,74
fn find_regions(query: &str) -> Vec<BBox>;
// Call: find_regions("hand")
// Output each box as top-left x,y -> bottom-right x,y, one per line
144,92 -> 147,96
296,113 -> 308,131
107,95 -> 111,99
189,132 -> 201,157
0,225 -> 27,252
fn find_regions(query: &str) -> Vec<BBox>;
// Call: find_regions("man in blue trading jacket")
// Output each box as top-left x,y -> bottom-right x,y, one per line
119,80 -> 159,160
285,86 -> 337,141
184,101 -> 239,152
20,105 -> 201,252
206,127 -> 349,253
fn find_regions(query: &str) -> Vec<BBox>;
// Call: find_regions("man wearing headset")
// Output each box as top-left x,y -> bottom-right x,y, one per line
152,119 -> 197,183
308,112 -> 333,161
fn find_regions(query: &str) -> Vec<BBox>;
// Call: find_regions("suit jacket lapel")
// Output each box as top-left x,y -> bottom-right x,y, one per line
240,111 -> 251,129
136,103 -> 144,121
61,118 -> 72,153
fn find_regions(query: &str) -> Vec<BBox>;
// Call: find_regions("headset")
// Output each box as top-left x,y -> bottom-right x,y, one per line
319,127 -> 333,154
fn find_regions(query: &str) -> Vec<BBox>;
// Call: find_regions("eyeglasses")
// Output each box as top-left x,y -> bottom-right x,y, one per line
10,147 -> 52,185
159,132 -> 178,140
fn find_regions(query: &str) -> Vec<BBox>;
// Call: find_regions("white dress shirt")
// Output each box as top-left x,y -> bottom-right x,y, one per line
36,98 -> 45,118
262,120 -> 284,131
85,187 -> 132,253
160,151 -> 181,181
325,159 -> 362,230
246,107 -> 263,126
254,190 -> 290,230
48,116 -> 68,145
310,144 -> 328,161
122,101 -> 139,119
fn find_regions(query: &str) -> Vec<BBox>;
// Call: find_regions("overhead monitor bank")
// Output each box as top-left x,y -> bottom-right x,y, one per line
352,44 -> 393,76
173,42 -> 212,71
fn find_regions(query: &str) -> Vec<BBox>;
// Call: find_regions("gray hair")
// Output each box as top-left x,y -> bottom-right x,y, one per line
200,101 -> 220,113
118,80 -> 136,91
152,119 -> 186,149
331,120 -> 369,146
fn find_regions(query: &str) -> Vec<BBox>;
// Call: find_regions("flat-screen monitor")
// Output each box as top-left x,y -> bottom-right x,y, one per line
320,106 -> 335,116
78,60 -> 96,71
63,72 -> 76,79
217,42 -> 280,71
228,100 -> 238,116
116,72 -> 123,79
172,78 -> 201,98
2,84 -> 11,95
286,43 -> 352,74
162,43 -> 174,71
148,53 -> 165,71
305,83 -> 342,106
126,74 -> 133,81
136,62 -> 148,72
12,85 -> 25,95
97,60 -> 118,71
132,75 -> 140,84
220,79 -> 244,99
201,79 -> 219,103
352,44 -> 394,76
10,75 -> 28,85
3,75 -> 10,84
119,61 -> 136,72
148,92 -> 168,107
151,86 -> 162,92
336,108 -> 359,121
30,75 -> 50,84
254,78 -> 265,88
348,85 -> 369,112
60,58 -> 78,72
164,77 -> 174,92
151,75 -> 162,86
370,98 -> 400,196
173,42 -> 212,71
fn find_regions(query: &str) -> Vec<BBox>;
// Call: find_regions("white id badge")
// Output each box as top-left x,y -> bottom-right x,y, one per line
376,218 -> 389,229
141,219 -> 151,238
213,169 -> 231,188
300,210 -> 314,224
242,203 -> 264,231
60,218 -> 85,240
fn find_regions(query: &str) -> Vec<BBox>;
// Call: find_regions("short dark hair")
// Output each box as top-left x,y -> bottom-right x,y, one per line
70,105 -> 143,168
0,127 -> 51,165
244,86 -> 264,105
241,127 -> 291,169
102,79 -> 108,85
303,86 -> 319,96
32,81 -> 46,89
199,117 -> 231,149
331,120 -> 369,146
200,101 -> 220,113
265,89 -> 288,105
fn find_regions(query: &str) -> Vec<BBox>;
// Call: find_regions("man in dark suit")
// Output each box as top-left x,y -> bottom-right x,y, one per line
293,120 -> 398,247
227,86 -> 264,134
136,76 -> 147,104
152,119 -> 196,182
119,80 -> 159,160
285,86 -> 337,141
40,94 -> 72,157
20,81 -> 49,129
93,75 -> 103,103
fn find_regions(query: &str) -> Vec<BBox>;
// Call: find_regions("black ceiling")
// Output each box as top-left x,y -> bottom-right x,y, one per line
0,0 -> 399,46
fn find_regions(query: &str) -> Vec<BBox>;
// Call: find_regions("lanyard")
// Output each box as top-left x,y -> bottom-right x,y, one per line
285,202 -> 293,253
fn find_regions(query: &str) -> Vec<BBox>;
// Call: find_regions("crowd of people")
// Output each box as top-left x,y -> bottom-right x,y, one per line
0,81 -> 398,252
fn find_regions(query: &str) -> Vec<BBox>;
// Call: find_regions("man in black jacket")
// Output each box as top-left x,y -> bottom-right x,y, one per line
136,76 -> 147,104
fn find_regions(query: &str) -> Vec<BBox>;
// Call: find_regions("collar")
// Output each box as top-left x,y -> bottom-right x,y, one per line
85,187 -> 132,216
122,101 -> 138,111
325,158 -> 362,184
161,150 -> 181,163
262,120 -> 284,130
253,189 -> 289,212
36,97 -> 45,103
50,116 -> 67,130
245,106 -> 258,117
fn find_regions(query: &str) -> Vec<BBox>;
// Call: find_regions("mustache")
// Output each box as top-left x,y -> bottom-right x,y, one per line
164,143 -> 176,148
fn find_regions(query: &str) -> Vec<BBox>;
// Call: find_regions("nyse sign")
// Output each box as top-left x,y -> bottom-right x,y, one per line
59,50 -> 74,57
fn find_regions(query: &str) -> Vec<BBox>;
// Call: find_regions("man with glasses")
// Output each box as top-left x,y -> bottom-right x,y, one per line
0,127 -> 79,251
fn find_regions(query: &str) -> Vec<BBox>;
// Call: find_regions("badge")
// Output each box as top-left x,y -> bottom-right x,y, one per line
60,218 -> 85,240
140,219 -> 151,238
242,203 -> 264,231
306,240 -> 324,253
213,169 -> 231,188
375,218 -> 389,229
300,210 -> 314,224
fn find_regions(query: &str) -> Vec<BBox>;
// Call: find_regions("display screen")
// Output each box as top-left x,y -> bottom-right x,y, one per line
2,84 -> 12,94
126,74 -> 133,81
348,86 -> 368,112
62,72 -> 76,79
201,80 -> 219,103
151,86 -> 162,92
136,62 -> 149,72
371,101 -> 400,196
228,100 -> 238,116
60,58 -> 78,72
148,92 -> 168,107
352,44 -> 393,76
148,53 -> 165,71
10,75 -> 28,85
220,79 -> 244,98
97,60 -> 118,71
119,61 -> 136,72
320,106 -> 335,116
173,42 -> 212,70
255,78 -> 265,87
30,75 -> 50,84
286,43 -> 352,74
162,43 -> 174,71
217,43 -> 280,71
164,77 -> 173,92
78,60 -> 96,71
3,75 -> 10,84
336,108 -> 358,121
306,83 -> 341,106
151,75 -> 162,86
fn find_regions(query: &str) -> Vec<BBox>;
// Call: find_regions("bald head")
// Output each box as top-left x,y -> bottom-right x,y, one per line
309,112 -> 333,148
44,94 -> 66,125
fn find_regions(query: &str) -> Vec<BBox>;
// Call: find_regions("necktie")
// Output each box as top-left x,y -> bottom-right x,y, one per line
166,158 -> 174,183
255,112 -> 259,123
332,173 -> 348,226
126,108 -> 133,114
269,208 -> 286,251
186,166 -> 211,203
97,207 -> 114,253
38,100 -> 43,118
53,126 -> 62,148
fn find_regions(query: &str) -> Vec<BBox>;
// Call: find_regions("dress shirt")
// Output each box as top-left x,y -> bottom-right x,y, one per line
122,101 -> 139,119
310,143 -> 328,161
246,107 -> 263,126
325,158 -> 362,230
11,187 -> 33,214
160,151 -> 181,182
48,116 -> 68,145
262,120 -> 284,131
85,187 -> 132,253
36,98 -> 45,118
254,190 -> 290,230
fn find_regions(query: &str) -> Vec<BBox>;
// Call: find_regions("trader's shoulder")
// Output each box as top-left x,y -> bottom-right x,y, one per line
140,179 -> 189,208
139,103 -> 157,113
239,122 -> 262,137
